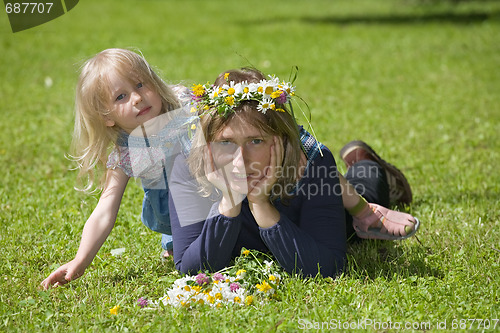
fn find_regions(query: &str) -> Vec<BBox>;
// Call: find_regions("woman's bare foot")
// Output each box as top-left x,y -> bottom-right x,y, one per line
353,203 -> 419,240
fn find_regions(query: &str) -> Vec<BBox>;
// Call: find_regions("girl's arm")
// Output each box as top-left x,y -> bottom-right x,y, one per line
41,168 -> 129,289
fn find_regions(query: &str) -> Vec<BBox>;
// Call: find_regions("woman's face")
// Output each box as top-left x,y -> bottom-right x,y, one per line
209,115 -> 274,195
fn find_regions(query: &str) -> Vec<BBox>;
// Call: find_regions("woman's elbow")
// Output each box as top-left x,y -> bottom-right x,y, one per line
309,252 -> 347,278
174,260 -> 191,275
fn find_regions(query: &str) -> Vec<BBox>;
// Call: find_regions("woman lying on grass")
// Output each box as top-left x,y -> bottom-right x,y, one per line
168,67 -> 420,277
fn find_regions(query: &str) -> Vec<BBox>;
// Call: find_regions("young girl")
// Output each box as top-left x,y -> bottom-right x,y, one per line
41,48 -> 193,289
168,68 -> 419,277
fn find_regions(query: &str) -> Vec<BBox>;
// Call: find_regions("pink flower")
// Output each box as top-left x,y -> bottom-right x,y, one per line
276,91 -> 288,104
230,282 -> 240,292
137,297 -> 149,308
196,273 -> 210,285
213,273 -> 224,281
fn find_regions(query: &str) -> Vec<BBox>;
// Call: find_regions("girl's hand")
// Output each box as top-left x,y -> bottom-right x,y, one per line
41,259 -> 86,290
247,136 -> 284,204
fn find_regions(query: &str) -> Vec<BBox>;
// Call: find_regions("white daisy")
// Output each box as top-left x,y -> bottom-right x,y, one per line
233,82 -> 244,96
239,81 -> 253,100
257,98 -> 274,114
259,79 -> 278,98
280,81 -> 296,98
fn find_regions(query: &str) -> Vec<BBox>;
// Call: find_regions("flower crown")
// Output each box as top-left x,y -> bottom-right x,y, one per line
191,73 -> 296,117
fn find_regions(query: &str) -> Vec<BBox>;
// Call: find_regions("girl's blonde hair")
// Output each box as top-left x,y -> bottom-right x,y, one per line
188,68 -> 303,202
72,48 -> 180,192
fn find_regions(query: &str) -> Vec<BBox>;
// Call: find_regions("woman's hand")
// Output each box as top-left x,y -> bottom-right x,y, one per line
247,136 -> 283,228
246,136 -> 284,204
204,145 -> 244,217
41,259 -> 86,290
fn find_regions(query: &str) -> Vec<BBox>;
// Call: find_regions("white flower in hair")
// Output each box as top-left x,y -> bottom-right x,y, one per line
241,83 -> 253,100
191,72 -> 296,117
280,81 -> 295,98
233,82 -> 244,96
221,84 -> 230,97
248,82 -> 258,92
209,87 -> 220,103
257,98 -> 275,114
259,79 -> 277,98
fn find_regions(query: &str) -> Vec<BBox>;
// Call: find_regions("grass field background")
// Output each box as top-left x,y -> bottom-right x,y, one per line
1,0 -> 499,331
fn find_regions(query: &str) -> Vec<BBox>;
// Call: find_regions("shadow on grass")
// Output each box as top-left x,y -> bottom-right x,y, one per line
243,10 -> 499,26
415,189 -> 500,206
346,239 -> 443,280
300,11 -> 499,25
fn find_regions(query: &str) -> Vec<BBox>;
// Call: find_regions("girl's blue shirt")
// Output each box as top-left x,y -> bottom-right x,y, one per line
106,85 -> 195,238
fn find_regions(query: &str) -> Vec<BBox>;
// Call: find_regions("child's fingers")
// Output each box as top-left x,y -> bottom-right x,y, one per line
42,271 -> 66,290
41,279 -> 50,290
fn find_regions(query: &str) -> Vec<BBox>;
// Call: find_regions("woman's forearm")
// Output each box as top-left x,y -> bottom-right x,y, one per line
248,200 -> 280,229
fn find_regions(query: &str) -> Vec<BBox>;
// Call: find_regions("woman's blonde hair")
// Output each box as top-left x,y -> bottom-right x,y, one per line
188,68 -> 303,202
72,48 -> 180,192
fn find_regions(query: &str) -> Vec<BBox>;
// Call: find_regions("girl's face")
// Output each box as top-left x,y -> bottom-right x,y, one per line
209,115 -> 275,194
104,72 -> 162,133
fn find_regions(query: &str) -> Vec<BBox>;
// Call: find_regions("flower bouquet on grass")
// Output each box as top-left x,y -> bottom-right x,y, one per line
158,248 -> 285,308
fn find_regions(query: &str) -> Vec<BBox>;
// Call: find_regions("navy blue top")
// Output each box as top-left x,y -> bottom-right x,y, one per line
169,130 -> 347,278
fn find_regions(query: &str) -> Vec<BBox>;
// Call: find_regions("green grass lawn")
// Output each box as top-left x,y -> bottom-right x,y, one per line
1,0 -> 499,331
